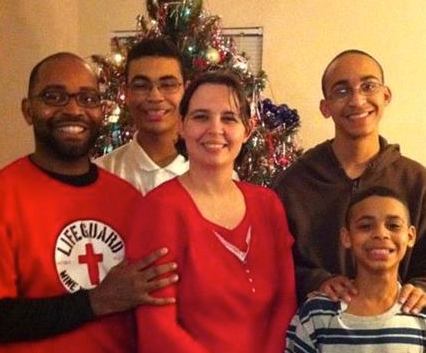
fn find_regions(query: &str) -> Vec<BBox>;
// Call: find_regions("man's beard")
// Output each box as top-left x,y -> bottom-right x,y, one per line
33,115 -> 100,161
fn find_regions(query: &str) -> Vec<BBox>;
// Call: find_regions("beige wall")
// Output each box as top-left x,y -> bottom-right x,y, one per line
2,0 -> 426,167
1,1 -> 80,166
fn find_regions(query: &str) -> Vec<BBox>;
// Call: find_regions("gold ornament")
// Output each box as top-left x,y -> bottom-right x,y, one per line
205,47 -> 220,64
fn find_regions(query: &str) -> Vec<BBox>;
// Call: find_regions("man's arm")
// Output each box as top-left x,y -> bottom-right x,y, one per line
398,184 -> 426,313
0,291 -> 93,342
295,232 -> 356,302
272,170 -> 338,302
314,275 -> 357,303
0,248 -> 177,343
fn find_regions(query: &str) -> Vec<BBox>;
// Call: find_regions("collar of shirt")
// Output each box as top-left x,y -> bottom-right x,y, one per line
129,133 -> 188,174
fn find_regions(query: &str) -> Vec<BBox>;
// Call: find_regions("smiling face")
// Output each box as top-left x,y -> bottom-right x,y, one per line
320,53 -> 392,141
126,56 -> 184,141
179,83 -> 250,170
22,55 -> 102,161
342,195 -> 415,276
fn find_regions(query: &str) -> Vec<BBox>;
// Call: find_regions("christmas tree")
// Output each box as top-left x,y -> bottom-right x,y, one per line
90,0 -> 302,187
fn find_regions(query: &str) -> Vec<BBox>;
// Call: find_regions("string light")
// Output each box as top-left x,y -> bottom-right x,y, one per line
90,0 -> 302,186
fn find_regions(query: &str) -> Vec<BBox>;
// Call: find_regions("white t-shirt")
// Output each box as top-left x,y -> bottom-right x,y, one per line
95,136 -> 188,195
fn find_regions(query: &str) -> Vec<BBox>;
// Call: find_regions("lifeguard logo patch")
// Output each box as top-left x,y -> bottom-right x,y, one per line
54,220 -> 125,293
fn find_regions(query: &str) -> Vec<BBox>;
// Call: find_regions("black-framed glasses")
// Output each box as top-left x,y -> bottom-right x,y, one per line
329,81 -> 384,101
129,78 -> 182,96
31,89 -> 102,108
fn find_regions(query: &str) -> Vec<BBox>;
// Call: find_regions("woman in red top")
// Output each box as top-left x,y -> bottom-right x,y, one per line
127,71 -> 297,353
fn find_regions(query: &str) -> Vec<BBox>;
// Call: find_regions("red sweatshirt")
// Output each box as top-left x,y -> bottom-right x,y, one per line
128,178 -> 297,353
0,157 -> 140,353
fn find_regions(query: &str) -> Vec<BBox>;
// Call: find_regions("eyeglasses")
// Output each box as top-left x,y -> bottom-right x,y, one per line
31,89 -> 102,108
129,78 -> 182,96
328,81 -> 384,101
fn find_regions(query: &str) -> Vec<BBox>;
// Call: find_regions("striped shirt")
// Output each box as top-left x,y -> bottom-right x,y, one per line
285,295 -> 426,353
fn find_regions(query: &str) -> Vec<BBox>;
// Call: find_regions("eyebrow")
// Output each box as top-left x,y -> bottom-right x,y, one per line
386,215 -> 405,222
78,87 -> 100,93
41,85 -> 66,90
353,215 -> 374,222
330,75 -> 381,89
41,85 -> 98,92
188,109 -> 238,116
354,214 -> 405,223
130,75 -> 179,82
189,109 -> 209,115
222,111 -> 238,115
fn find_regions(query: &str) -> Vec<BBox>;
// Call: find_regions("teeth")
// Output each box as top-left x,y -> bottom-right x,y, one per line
146,110 -> 166,118
57,126 -> 84,133
348,112 -> 370,119
370,248 -> 390,256
203,143 -> 225,149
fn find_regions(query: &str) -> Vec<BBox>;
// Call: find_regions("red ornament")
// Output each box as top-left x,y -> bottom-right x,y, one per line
193,57 -> 208,70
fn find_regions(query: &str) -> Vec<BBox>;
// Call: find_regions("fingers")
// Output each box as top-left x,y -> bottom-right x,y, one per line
145,274 -> 179,292
321,283 -> 342,302
411,295 -> 426,314
307,290 -> 323,298
109,248 -> 180,308
132,247 -> 169,271
134,274 -> 179,306
319,276 -> 357,303
399,283 -> 414,305
399,284 -> 426,314
143,262 -> 178,281
143,294 -> 177,306
133,257 -> 179,306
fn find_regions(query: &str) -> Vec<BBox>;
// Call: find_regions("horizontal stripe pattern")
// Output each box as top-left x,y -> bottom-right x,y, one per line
285,296 -> 426,352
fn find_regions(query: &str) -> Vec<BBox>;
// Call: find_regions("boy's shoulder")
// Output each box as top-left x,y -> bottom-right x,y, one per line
413,307 -> 426,320
298,294 -> 342,321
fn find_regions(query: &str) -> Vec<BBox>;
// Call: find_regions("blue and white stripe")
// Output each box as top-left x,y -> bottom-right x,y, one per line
285,296 -> 426,353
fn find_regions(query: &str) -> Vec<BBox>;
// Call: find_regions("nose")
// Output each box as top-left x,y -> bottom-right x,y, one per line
63,95 -> 84,115
147,84 -> 164,101
347,88 -> 367,106
373,224 -> 390,240
206,115 -> 224,134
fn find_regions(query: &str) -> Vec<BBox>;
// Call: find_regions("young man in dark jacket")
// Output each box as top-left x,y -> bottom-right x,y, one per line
274,50 -> 426,313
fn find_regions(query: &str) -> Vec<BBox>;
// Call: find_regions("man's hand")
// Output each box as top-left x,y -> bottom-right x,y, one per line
89,247 -> 178,316
399,283 -> 426,314
314,275 -> 358,303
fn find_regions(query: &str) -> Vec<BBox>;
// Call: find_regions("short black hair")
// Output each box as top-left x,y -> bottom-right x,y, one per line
176,71 -> 251,159
345,186 -> 410,228
125,37 -> 185,82
321,49 -> 385,97
28,52 -> 87,96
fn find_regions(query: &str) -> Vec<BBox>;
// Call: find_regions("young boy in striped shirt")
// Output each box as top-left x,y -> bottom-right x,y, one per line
286,186 -> 426,353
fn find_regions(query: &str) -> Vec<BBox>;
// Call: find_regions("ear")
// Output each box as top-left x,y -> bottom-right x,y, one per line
243,118 -> 255,143
21,98 -> 34,125
100,101 -> 108,116
177,117 -> 185,139
319,99 -> 332,119
407,225 -> 416,248
125,86 -> 131,105
340,227 -> 352,249
383,85 -> 392,106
